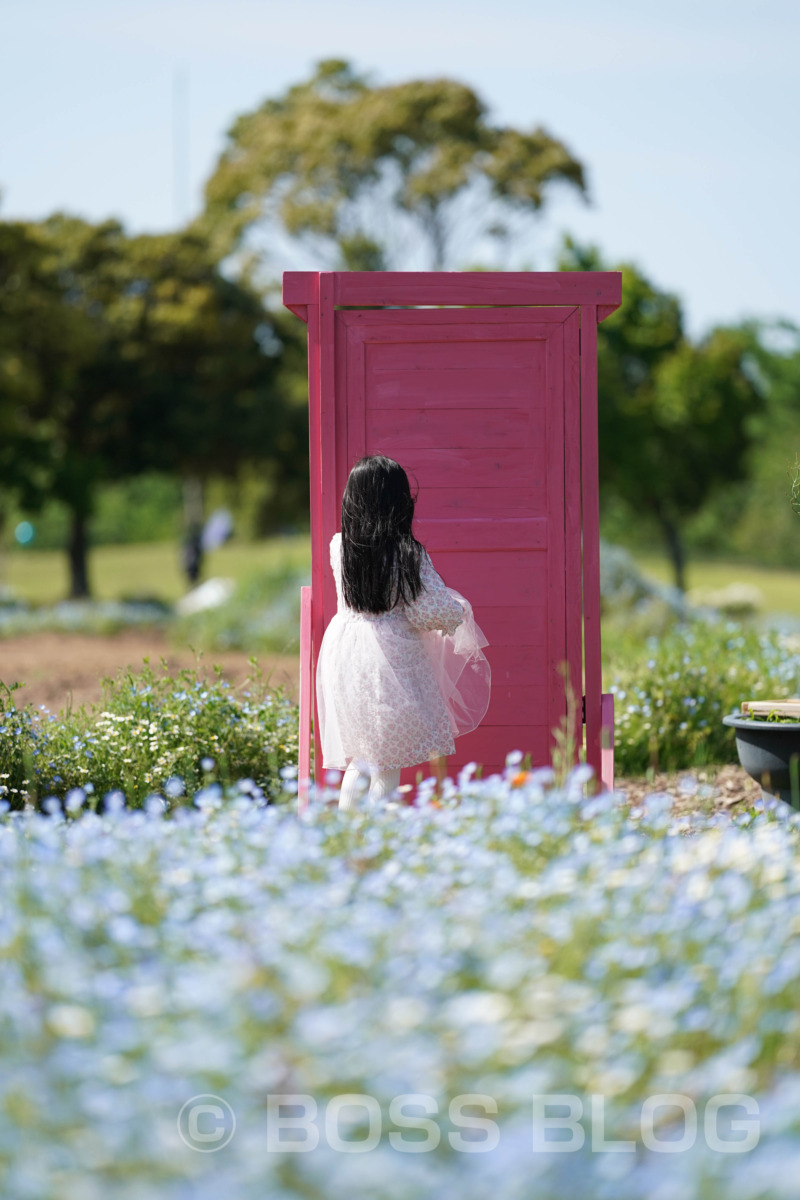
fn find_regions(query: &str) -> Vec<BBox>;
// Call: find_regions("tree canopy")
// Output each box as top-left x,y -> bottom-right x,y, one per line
0,213 -> 301,598
199,59 -> 589,270
558,236 -> 767,589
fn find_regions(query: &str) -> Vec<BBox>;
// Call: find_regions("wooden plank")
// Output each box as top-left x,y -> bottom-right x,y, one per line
545,321 -> 567,749
305,283 -> 324,792
338,305 -> 578,327
333,272 -> 622,309
487,644 -> 547,682
414,487 -> 547,517
370,406 -> 531,449
298,586 -> 312,810
367,338 -> 544,367
415,516 -> 547,552
475,607 -> 547,647
368,370 -> 538,408
581,304 -> 602,778
317,273 -> 337,787
341,304 -> 578,781
283,271 -> 318,310
429,549 -> 545,607
345,321 -> 367,467
601,692 -> 615,792
451,724 -> 551,770
375,447 -> 545,490
564,308 -> 583,763
742,700 -> 800,716
334,314 -> 350,517
484,685 -> 548,725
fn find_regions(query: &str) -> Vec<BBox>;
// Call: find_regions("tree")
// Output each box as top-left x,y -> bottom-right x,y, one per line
1,213 -> 300,598
726,322 -> 800,566
558,236 -> 766,590
119,228 -> 309,534
0,217 -> 107,591
197,59 -> 589,271
0,220 -> 88,520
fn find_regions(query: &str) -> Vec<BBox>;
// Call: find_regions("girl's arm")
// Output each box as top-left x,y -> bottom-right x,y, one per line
403,551 -> 465,635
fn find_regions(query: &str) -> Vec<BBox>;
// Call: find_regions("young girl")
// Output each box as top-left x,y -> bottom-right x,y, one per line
316,455 -> 491,811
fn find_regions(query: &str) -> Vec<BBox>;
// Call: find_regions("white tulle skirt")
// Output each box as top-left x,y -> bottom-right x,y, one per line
316,589 -> 491,772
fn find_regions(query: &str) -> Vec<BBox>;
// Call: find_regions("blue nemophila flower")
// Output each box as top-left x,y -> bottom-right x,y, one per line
64,788 -> 85,814
102,790 -> 126,813
193,783 -> 223,810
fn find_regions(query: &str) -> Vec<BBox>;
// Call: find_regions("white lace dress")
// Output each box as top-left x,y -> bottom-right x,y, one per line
316,532 -> 491,771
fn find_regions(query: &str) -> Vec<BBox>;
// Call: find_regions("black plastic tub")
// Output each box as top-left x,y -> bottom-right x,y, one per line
723,713 -> 800,808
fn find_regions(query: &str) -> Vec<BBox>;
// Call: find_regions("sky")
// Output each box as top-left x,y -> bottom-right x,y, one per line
1,0 -> 798,343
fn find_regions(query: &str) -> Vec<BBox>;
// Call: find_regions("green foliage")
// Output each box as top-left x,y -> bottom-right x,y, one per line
559,236 -> 766,589
748,710 -> 800,724
727,332 -> 800,565
0,660 -> 299,810
0,681 -> 36,794
0,213 -> 305,597
200,58 -> 588,270
4,472 -> 183,550
608,620 -> 800,774
173,562 -> 308,654
0,222 -> 72,511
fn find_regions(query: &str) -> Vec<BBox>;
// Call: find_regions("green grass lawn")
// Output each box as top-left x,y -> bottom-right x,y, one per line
634,554 -> 800,616
4,537 -> 800,619
1,535 -> 311,605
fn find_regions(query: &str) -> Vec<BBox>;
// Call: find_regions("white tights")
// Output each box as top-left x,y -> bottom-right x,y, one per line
339,762 -> 401,811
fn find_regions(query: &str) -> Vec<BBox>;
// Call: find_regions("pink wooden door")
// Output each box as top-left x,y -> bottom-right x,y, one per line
335,306 -> 582,782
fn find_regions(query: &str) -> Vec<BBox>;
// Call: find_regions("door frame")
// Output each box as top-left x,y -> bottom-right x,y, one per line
284,271 -> 622,787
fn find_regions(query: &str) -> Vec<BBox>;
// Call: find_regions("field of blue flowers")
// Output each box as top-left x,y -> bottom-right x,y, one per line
1,764 -> 799,1199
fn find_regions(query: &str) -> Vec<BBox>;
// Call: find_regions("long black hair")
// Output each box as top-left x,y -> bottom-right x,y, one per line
340,455 -> 425,614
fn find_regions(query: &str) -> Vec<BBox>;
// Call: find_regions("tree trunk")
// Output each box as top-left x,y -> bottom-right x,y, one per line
67,508 -> 91,599
183,476 -> 205,530
427,207 -> 447,271
657,511 -> 687,593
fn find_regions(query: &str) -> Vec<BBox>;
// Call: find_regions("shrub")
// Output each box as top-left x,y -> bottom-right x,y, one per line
608,619 -> 800,774
0,681 -> 37,801
172,562 -> 309,653
0,658 -> 298,811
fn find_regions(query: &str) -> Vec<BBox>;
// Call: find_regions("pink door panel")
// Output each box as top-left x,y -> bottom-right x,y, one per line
336,306 -> 581,781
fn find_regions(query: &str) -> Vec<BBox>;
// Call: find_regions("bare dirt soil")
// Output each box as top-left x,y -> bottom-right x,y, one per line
0,631 -> 299,715
614,763 -> 763,816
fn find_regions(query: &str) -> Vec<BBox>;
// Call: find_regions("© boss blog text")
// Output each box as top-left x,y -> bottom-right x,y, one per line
178,1092 -> 760,1154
